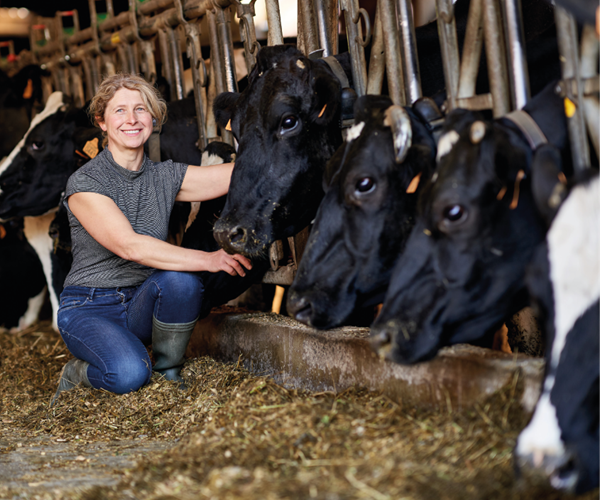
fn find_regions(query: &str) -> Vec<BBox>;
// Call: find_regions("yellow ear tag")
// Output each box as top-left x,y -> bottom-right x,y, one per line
23,79 -> 33,99
110,32 -> 121,45
496,185 -> 507,200
406,172 -> 422,193
564,98 -> 576,118
225,119 -> 232,131
509,170 -> 525,210
318,104 -> 327,118
83,137 -> 99,159
557,171 -> 567,185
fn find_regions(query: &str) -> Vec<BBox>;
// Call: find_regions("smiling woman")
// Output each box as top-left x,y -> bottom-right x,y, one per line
51,73 -> 252,407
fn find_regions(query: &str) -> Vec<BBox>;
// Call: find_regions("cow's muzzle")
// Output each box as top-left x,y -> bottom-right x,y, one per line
213,223 -> 250,255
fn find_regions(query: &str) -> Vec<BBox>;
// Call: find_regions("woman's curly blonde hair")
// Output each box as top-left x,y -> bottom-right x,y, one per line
88,73 -> 167,148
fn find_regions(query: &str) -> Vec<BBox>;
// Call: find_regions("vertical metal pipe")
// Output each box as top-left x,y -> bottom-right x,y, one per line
500,0 -> 530,109
158,30 -> 174,96
215,6 -> 239,93
396,0 -> 422,103
457,0 -> 483,98
315,0 -> 333,56
579,24 -> 599,161
482,0 -> 510,117
167,26 -> 185,100
265,0 -> 283,46
435,0 -> 460,110
367,5 -> 385,95
207,9 -> 226,96
379,0 -> 405,105
299,0 -> 319,55
555,7 -> 590,171
341,0 -> 368,96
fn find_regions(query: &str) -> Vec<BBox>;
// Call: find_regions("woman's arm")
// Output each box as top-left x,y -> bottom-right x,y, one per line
176,162 -> 235,202
68,191 -> 251,276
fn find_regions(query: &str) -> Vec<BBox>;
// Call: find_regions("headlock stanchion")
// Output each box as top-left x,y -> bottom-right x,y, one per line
6,0 -> 599,288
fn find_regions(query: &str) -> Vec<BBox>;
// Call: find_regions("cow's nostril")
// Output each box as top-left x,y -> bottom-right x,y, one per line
229,226 -> 247,244
370,329 -> 392,360
288,295 -> 313,325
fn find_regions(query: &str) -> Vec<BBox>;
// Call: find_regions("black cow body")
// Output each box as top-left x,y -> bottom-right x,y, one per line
0,219 -> 46,330
516,156 -> 599,494
369,81 -> 571,364
287,95 -> 437,328
0,64 -> 47,160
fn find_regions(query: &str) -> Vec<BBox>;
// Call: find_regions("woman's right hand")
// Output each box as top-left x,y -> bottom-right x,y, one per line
205,249 -> 252,277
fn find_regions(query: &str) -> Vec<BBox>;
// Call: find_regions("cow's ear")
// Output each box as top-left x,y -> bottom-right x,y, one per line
310,65 -> 342,126
531,144 -> 568,227
213,92 -> 240,129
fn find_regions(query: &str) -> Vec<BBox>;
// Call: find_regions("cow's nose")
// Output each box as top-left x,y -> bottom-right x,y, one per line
370,327 -> 393,360
287,293 -> 313,325
214,224 -> 248,253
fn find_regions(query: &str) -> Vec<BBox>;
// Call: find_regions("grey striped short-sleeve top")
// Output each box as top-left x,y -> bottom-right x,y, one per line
63,148 -> 188,288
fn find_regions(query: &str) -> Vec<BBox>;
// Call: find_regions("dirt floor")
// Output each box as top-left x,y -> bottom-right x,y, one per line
1,319 -> 598,500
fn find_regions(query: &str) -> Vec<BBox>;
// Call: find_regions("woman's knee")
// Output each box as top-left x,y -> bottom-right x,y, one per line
100,356 -> 152,394
157,271 -> 204,298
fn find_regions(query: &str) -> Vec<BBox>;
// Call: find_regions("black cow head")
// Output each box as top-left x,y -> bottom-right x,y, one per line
515,148 -> 599,494
287,94 -> 437,328
0,92 -> 99,221
212,44 -> 345,257
369,105 -> 555,364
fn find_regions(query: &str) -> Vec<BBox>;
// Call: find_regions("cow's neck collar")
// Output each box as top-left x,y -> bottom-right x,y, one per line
504,110 -> 548,150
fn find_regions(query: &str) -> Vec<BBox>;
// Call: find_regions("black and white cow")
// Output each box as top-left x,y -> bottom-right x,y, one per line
515,146 -> 598,494
369,81 -> 572,364
212,45 -> 351,257
286,94 -> 438,328
0,219 -> 47,331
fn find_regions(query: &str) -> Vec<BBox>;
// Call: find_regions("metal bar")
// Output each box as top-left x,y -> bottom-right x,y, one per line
482,0 -> 510,117
396,0 -> 422,104
457,0 -> 483,99
158,30 -> 175,96
299,0 -> 319,55
379,0 -> 405,105
435,0 -> 460,110
555,7 -> 591,171
579,24 -> 599,162
367,5 -> 385,95
500,0 -> 530,109
341,0 -> 368,96
185,21 -> 208,149
265,0 -> 284,46
215,6 -> 239,93
166,25 -> 185,100
315,0 -> 334,56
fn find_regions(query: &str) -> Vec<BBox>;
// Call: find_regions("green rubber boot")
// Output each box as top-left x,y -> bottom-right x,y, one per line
50,358 -> 91,407
151,316 -> 197,388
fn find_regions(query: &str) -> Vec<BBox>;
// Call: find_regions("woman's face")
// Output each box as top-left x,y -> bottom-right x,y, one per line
99,88 -> 153,154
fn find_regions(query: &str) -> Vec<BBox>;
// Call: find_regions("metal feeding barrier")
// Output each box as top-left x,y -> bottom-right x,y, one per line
3,0 -> 598,289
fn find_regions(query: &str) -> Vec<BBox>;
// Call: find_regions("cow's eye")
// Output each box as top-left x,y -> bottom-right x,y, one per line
442,204 -> 467,223
279,114 -> 299,136
355,177 -> 375,194
29,141 -> 44,151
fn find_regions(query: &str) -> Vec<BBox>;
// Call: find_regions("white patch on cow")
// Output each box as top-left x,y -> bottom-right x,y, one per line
23,213 -> 59,331
296,60 -> 305,69
0,92 -> 65,183
186,202 -> 201,232
10,286 -> 47,332
516,392 -> 565,458
345,121 -> 365,142
436,130 -> 460,162
548,176 -> 600,371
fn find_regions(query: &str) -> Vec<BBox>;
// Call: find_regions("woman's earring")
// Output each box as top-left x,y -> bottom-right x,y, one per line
152,118 -> 157,127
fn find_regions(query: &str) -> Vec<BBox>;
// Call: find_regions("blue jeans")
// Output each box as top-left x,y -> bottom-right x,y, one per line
57,270 -> 204,394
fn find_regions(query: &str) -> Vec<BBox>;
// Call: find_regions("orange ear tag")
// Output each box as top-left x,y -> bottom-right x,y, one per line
225,119 -> 232,131
318,104 -> 327,118
509,170 -> 525,210
0,224 -> 6,239
83,137 -> 99,159
406,172 -> 422,193
496,185 -> 507,200
23,79 -> 33,99
557,171 -> 567,185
